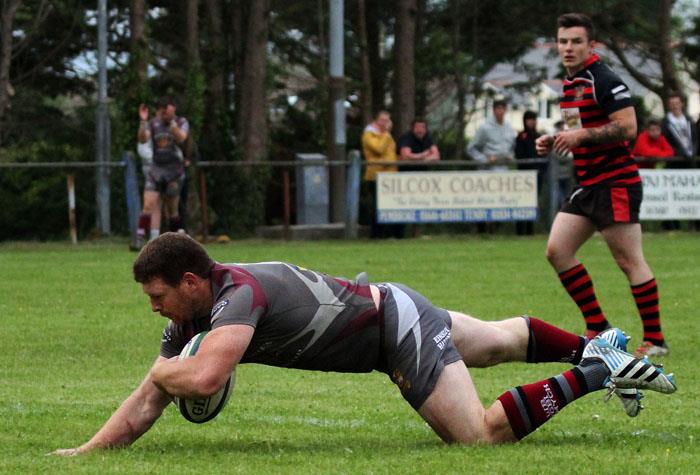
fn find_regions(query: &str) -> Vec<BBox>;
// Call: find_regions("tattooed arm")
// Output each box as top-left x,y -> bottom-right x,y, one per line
552,106 -> 637,155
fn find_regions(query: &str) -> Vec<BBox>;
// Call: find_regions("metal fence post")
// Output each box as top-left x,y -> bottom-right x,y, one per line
547,154 -> 559,229
123,151 -> 141,240
67,174 -> 77,244
344,149 -> 361,238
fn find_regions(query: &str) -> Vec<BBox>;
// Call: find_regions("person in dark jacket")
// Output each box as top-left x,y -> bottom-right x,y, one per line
515,110 -> 546,235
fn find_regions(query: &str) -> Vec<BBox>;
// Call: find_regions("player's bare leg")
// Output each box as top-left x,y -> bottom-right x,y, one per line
545,212 -> 596,272
601,222 -> 667,354
449,312 -> 588,368
143,191 -> 162,240
547,212 -> 609,338
418,360 -> 516,444
418,332 -> 675,444
164,183 -> 183,232
448,312 -> 528,367
132,190 -> 163,250
600,223 -> 652,284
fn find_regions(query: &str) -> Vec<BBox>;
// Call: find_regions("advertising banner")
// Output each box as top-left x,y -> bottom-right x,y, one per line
639,170 -> 700,220
376,171 -> 538,223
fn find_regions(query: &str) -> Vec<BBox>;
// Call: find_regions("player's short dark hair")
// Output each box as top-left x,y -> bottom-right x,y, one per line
557,13 -> 596,40
156,96 -> 176,110
133,232 -> 215,287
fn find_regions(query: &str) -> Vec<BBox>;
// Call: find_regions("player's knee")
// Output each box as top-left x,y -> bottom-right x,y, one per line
544,244 -> 559,263
479,328 -> 514,366
613,253 -> 637,276
545,243 -> 573,267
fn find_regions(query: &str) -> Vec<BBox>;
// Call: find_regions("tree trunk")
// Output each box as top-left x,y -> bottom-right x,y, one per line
393,0 -> 416,137
239,0 -> 270,165
186,0 -> 200,66
357,0 -> 372,126
657,0 -> 681,105
366,0 -> 384,116
451,0 -> 465,160
414,0 -> 427,117
204,0 -> 225,106
0,0 -> 22,138
129,0 -> 147,83
231,0 -> 246,142
203,0 -> 227,159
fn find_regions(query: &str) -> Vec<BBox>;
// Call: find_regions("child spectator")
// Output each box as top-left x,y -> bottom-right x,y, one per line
631,118 -> 674,169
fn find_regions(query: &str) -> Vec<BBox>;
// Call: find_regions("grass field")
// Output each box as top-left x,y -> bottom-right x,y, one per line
1,233 -> 698,474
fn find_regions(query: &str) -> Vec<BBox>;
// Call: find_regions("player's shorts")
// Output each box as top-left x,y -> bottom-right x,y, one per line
144,163 -> 185,197
560,183 -> 642,230
377,283 -> 462,410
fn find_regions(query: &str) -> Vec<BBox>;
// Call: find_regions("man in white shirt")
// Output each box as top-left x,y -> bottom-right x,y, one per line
661,92 -> 697,164
467,99 -> 516,171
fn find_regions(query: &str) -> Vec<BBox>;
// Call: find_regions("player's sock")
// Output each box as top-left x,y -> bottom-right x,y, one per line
497,361 -> 609,439
149,228 -> 160,240
137,214 -> 151,241
169,216 -> 183,233
558,263 -> 609,335
631,278 -> 665,346
522,316 -> 587,364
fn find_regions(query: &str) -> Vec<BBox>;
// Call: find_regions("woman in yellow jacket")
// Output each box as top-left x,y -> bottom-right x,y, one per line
361,110 -> 403,238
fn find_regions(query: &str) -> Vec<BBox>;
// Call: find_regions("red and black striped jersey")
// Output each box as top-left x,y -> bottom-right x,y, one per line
560,54 -> 641,187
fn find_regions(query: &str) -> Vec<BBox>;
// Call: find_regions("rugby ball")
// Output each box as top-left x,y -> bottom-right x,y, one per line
173,331 -> 235,423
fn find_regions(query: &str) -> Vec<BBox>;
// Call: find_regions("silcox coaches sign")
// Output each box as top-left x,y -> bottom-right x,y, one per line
376,171 -> 538,224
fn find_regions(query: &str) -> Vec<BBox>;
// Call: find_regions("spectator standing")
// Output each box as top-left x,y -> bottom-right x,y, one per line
397,118 -> 441,171
661,92 -> 697,167
361,111 -> 402,238
631,118 -> 674,168
467,99 -> 516,171
514,110 -> 546,235
661,93 -> 698,230
131,97 -> 190,250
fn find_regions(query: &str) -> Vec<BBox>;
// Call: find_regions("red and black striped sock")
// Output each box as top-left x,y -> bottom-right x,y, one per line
631,278 -> 665,346
497,362 -> 608,439
522,316 -> 587,364
558,263 -> 609,334
137,213 -> 151,238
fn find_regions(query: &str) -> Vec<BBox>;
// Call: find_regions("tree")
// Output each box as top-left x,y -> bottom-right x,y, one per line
201,0 -> 226,159
0,0 -> 22,138
238,0 -> 270,165
590,0 -> 682,108
356,0 -> 372,126
393,0 -> 417,136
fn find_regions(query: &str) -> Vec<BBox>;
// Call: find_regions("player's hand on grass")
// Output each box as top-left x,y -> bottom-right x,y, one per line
48,447 -> 87,457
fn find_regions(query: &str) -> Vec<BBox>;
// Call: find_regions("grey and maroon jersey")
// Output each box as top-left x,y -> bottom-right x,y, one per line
149,116 -> 189,165
160,262 -> 382,372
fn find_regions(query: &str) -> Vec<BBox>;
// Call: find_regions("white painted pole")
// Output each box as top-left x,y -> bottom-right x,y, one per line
67,174 -> 77,244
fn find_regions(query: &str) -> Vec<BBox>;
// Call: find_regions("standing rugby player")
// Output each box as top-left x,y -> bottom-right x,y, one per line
536,13 -> 667,356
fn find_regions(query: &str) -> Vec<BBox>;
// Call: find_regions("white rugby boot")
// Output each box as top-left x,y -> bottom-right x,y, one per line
595,328 -> 643,417
582,329 -> 677,395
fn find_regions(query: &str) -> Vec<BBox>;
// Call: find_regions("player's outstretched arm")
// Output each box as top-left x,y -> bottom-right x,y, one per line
49,356 -> 172,456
